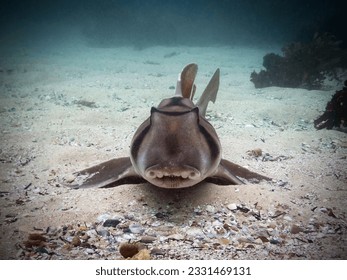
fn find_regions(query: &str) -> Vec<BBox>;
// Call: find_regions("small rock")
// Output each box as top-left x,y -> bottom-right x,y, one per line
129,223 -> 144,234
277,180 -> 288,187
155,212 -> 167,219
167,233 -> 184,240
186,227 -> 205,238
237,237 -> 249,243
257,236 -> 269,243
97,214 -> 111,222
290,224 -> 303,234
151,221 -> 161,227
97,229 -> 110,238
78,225 -> 88,231
212,220 -> 223,227
245,124 -> 255,128
206,205 -> 216,213
122,234 -> 135,240
267,221 -> 277,229
283,215 -> 292,221
269,238 -> 280,245
28,233 -> 47,242
227,203 -> 237,211
218,238 -> 230,245
24,233 -> 47,248
228,224 -> 239,232
71,236 -> 81,247
140,236 -> 156,243
85,248 -> 95,254
86,229 -> 98,239
64,174 -> 76,184
112,215 -> 124,221
103,219 -> 121,227
119,243 -> 140,258
35,247 -> 49,254
246,148 -> 262,157
194,207 -> 203,215
151,248 -> 165,255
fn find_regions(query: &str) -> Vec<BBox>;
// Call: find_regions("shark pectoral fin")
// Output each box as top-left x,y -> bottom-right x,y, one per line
206,163 -> 245,185
196,68 -> 220,117
206,159 -> 272,185
64,157 -> 146,189
221,159 -> 271,184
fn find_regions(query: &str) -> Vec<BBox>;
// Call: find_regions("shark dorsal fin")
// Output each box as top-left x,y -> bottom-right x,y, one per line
175,63 -> 198,99
196,68 -> 220,117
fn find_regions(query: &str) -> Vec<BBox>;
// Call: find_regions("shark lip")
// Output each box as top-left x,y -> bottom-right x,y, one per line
144,165 -> 201,188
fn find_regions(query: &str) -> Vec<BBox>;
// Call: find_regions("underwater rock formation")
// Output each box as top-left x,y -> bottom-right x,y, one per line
251,33 -> 347,90
314,80 -> 347,132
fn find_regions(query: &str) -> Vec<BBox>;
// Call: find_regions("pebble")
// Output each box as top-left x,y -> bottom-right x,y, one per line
122,234 -> 135,240
167,233 -> 184,240
218,238 -> 230,245
283,215 -> 293,222
151,248 -> 165,255
269,238 -> 281,245
64,174 -> 76,184
245,124 -> 255,128
212,220 -> 223,227
237,237 -> 249,243
151,221 -> 161,227
267,221 -> 277,229
258,236 -> 270,243
227,203 -> 237,211
290,224 -> 303,234
103,219 -> 121,227
97,229 -> 110,238
206,205 -> 216,213
277,180 -> 288,187
186,227 -> 205,239
129,223 -> 144,234
86,229 -> 97,238
85,248 -> 95,255
71,236 -> 81,247
194,207 -> 203,215
155,212 -> 167,219
119,243 -> 140,258
140,236 -> 156,243
97,214 -> 111,222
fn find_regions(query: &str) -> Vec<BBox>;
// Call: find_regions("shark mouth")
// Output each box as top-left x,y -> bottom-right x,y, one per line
144,165 -> 201,188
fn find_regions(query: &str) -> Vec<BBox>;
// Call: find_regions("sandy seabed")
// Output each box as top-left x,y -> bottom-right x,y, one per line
0,43 -> 346,259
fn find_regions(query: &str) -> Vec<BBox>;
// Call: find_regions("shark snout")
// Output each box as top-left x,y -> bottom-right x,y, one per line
144,165 -> 201,188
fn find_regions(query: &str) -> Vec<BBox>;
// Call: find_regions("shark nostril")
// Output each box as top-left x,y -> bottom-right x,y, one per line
147,170 -> 164,178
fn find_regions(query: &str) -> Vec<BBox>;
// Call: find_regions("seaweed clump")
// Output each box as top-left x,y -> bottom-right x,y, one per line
251,33 -> 347,90
314,80 -> 347,132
